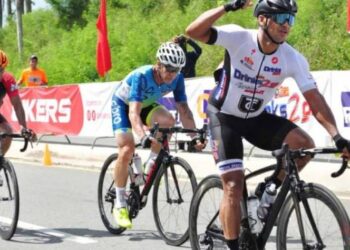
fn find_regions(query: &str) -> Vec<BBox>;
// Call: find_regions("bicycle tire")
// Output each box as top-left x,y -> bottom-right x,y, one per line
277,183 -> 350,250
152,156 -> 197,246
0,159 -> 20,240
189,175 -> 225,250
97,153 -> 128,235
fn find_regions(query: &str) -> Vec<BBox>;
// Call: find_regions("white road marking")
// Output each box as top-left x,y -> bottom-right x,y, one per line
0,216 -> 97,244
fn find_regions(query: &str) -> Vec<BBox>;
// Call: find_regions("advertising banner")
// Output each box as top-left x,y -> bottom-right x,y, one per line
1,70 -> 350,147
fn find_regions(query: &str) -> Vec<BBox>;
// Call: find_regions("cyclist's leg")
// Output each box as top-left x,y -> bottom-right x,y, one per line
145,103 -> 175,129
207,107 -> 244,250
111,97 -> 134,228
0,114 -> 13,155
142,103 -> 175,161
283,127 -> 315,170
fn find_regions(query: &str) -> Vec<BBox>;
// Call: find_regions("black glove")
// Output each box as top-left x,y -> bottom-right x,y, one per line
141,135 -> 152,149
224,0 -> 246,12
187,135 -> 202,152
333,134 -> 350,151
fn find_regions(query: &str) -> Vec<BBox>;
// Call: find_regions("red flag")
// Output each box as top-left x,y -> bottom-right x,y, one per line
348,0 -> 350,33
96,0 -> 112,77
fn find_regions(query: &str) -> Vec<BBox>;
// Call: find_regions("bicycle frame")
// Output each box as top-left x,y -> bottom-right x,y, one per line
138,135 -> 171,207
132,124 -> 207,209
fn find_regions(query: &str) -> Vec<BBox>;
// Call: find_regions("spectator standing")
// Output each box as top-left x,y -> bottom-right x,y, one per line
173,35 -> 202,78
17,55 -> 48,87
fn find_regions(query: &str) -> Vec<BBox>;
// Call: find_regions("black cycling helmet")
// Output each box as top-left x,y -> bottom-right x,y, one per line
254,0 -> 298,17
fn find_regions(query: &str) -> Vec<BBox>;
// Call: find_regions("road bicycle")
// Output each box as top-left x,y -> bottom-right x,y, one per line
98,123 -> 207,246
0,133 -> 29,240
189,143 -> 350,249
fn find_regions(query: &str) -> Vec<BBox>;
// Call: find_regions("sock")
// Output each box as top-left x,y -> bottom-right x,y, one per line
115,187 -> 127,209
226,238 -> 239,250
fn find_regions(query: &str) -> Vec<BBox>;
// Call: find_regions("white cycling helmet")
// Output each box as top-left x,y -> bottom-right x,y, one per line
156,42 -> 186,68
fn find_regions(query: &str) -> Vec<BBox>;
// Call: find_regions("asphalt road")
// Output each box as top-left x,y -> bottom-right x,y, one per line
0,160 -> 349,250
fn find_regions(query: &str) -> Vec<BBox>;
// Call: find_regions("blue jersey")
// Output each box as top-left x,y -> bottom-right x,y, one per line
113,65 -> 187,107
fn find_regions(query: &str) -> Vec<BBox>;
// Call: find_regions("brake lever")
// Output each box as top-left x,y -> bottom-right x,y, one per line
20,138 -> 29,152
331,158 -> 348,178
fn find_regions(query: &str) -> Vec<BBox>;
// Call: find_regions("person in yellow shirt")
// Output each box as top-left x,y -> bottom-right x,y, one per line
17,55 -> 48,87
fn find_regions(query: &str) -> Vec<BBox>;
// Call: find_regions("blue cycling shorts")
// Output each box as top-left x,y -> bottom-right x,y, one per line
111,96 -> 162,134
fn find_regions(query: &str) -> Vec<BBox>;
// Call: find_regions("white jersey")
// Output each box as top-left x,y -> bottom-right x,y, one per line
209,24 -> 317,118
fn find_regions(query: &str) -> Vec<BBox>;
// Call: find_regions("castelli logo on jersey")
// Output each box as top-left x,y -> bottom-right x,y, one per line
12,85 -> 84,134
272,57 -> 278,64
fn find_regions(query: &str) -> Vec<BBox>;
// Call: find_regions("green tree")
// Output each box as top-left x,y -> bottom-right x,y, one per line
46,0 -> 89,30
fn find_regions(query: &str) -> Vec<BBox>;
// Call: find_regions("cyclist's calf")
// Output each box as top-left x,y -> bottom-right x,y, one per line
0,122 -> 13,155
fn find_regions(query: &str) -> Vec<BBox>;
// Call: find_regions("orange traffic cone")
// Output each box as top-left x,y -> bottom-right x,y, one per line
43,144 -> 52,166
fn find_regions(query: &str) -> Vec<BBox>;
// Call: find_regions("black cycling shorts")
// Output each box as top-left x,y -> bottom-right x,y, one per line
207,105 -> 297,167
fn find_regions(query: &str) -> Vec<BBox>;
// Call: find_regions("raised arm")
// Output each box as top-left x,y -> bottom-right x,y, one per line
185,6 -> 226,43
185,0 -> 252,43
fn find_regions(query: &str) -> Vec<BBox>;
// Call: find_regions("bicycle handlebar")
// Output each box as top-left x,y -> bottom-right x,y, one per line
0,133 -> 29,152
149,123 -> 208,142
272,144 -> 348,178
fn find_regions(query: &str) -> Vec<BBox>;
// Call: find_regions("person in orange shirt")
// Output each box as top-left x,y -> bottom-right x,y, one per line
17,55 -> 48,87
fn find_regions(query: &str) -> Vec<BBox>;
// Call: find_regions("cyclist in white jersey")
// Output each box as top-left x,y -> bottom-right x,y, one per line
186,0 -> 350,249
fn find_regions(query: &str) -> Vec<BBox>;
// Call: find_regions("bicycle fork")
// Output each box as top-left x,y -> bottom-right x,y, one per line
164,159 -> 184,204
290,178 -> 325,249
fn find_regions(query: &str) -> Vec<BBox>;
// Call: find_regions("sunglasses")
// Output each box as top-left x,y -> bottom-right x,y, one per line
268,13 -> 295,26
163,64 -> 181,73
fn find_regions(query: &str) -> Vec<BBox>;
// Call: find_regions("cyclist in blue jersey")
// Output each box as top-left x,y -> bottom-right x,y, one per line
111,42 -> 206,229
186,0 -> 350,249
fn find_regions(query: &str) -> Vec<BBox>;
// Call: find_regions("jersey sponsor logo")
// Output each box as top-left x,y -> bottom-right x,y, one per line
272,57 -> 279,64
244,89 -> 265,95
275,86 -> 289,98
263,66 -> 281,76
238,95 -> 263,113
240,56 -> 254,70
341,92 -> 350,127
233,69 -> 279,88
111,99 -> 122,125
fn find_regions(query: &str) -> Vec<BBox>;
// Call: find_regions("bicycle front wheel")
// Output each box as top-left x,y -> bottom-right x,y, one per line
277,183 -> 350,250
0,159 -> 20,240
152,157 -> 197,246
189,175 -> 225,250
97,153 -> 128,235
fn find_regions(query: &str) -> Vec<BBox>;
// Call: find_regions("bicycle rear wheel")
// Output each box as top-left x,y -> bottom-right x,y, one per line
152,157 -> 197,246
97,153 -> 131,235
189,175 -> 225,250
0,159 -> 20,240
277,183 -> 350,250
